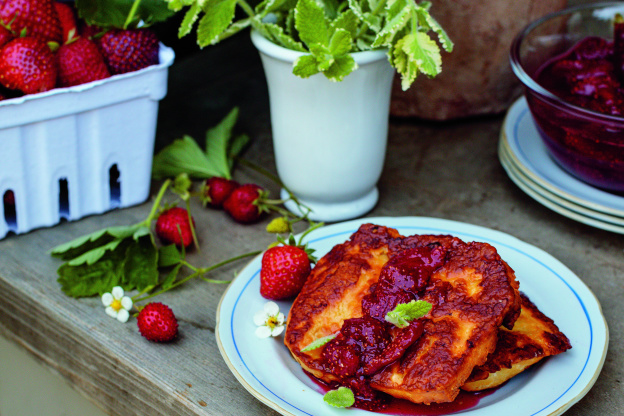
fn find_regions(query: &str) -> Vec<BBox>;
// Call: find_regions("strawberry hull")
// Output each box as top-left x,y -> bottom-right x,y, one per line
0,44 -> 175,240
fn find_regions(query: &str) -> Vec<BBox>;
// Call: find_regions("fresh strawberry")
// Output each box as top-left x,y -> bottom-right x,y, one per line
137,302 -> 178,343
57,37 -> 110,87
155,207 -> 195,248
223,183 -> 267,223
53,1 -> 77,44
0,37 -> 57,94
98,28 -> 159,75
201,177 -> 240,209
260,245 -> 312,300
0,0 -> 62,44
0,26 -> 13,48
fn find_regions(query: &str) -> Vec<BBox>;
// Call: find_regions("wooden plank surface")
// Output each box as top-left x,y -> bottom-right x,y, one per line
1,25 -> 623,416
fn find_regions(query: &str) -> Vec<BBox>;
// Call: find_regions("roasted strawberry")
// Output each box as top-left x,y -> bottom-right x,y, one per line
98,28 -> 159,75
0,37 -> 57,94
0,0 -> 62,44
223,183 -> 267,223
260,244 -> 312,300
57,37 -> 110,87
201,177 -> 240,209
137,302 -> 178,343
155,207 -> 195,248
53,1 -> 77,44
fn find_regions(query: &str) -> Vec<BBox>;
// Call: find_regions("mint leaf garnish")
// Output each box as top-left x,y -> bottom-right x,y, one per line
323,387 -> 355,408
385,300 -> 432,328
301,333 -> 337,352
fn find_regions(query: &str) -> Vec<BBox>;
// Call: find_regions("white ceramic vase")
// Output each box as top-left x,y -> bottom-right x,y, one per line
250,30 -> 395,222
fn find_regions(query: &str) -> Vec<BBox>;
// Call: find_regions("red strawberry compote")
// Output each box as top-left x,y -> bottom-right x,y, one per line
315,246 -> 446,411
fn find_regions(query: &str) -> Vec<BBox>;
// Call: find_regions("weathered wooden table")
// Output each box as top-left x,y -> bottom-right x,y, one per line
1,30 -> 622,416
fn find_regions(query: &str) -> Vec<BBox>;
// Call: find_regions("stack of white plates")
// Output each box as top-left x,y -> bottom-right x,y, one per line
499,97 -> 624,234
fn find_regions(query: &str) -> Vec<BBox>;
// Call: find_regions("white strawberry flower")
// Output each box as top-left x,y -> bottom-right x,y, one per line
253,301 -> 286,338
101,286 -> 133,323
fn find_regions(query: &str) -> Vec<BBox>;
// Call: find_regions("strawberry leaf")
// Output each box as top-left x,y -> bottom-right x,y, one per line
205,107 -> 240,180
152,135 -> 221,179
158,244 -> 183,268
76,0 -> 174,29
123,237 -> 159,291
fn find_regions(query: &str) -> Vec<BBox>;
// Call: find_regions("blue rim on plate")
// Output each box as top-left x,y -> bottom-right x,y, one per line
216,217 -> 608,416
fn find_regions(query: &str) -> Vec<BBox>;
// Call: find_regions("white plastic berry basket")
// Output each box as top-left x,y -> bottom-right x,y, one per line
0,44 -> 175,240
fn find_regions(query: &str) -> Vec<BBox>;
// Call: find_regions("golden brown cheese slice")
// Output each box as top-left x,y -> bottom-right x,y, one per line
284,223 -> 521,404
462,292 -> 572,391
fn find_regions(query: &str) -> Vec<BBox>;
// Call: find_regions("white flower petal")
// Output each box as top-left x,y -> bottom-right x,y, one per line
255,326 -> 272,338
111,286 -> 124,299
264,301 -> 279,316
121,296 -> 133,311
276,312 -> 285,325
116,309 -> 130,323
105,306 -> 118,318
271,325 -> 285,337
101,293 -> 113,306
253,310 -> 269,326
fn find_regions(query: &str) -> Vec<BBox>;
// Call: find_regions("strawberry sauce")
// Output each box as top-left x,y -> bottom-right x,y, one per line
317,246 -> 446,411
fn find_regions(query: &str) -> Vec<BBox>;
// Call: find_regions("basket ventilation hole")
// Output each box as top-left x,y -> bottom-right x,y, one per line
3,190 -> 17,230
109,164 -> 121,208
59,178 -> 70,220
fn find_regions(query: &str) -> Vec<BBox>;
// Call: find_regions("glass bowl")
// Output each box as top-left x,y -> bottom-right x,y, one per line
510,2 -> 624,193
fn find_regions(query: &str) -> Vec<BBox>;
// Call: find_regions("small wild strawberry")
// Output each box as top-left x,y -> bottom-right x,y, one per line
137,302 -> 178,342
57,37 -> 110,87
260,245 -> 312,300
155,207 -> 195,248
201,177 -> 240,209
98,28 -> 159,75
0,37 -> 57,94
223,183 -> 267,224
0,0 -> 63,44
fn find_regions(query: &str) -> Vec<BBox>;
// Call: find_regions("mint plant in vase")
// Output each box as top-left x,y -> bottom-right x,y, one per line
168,0 -> 453,221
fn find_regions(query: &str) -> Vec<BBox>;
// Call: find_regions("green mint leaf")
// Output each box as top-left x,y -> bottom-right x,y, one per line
257,0 -> 298,17
415,7 -> 453,53
295,0 -> 330,47
404,31 -> 442,77
323,387 -> 355,408
152,135 -> 219,179
57,241 -> 129,298
385,300 -> 432,328
160,263 -> 182,291
371,0 -> 411,48
76,0 -> 174,28
158,244 -> 183,268
328,28 -> 352,56
262,23 -> 307,52
196,0 -> 237,47
211,17 -> 252,44
330,9 -> 358,39
301,333 -> 337,352
324,54 -> 357,82
178,2 -> 201,37
205,107 -> 239,180
122,237 -> 159,291
293,54 -> 321,78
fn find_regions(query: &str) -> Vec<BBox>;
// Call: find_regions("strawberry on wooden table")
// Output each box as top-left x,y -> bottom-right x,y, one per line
98,28 -> 159,75
223,183 -> 268,223
137,302 -> 178,343
57,36 -> 110,87
261,244 -> 313,300
0,0 -> 62,44
155,206 -> 195,249
201,176 -> 240,209
0,37 -> 57,94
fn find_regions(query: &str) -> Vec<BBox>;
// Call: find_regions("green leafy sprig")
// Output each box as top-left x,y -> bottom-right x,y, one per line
164,0 -> 453,88
385,299 -> 432,328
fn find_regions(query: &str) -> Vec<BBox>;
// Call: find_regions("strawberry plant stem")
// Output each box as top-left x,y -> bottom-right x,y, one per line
124,0 -> 143,30
185,198 -> 201,251
237,0 -> 256,18
142,180 -> 172,226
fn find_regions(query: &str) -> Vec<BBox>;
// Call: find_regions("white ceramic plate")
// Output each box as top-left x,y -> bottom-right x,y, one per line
499,140 -> 624,234
216,217 -> 608,416
502,97 -> 624,218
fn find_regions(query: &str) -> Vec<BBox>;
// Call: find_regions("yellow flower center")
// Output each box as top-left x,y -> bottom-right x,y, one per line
110,299 -> 123,312
267,316 -> 278,329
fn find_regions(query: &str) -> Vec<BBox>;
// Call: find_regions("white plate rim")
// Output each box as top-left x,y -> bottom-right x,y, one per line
499,140 -> 624,233
502,97 -> 624,217
216,217 -> 609,416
